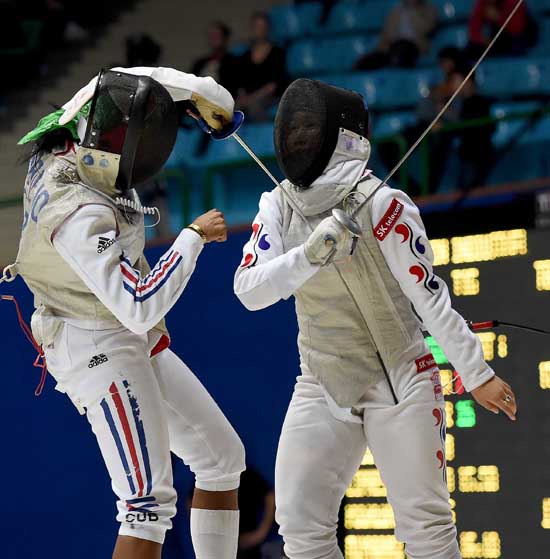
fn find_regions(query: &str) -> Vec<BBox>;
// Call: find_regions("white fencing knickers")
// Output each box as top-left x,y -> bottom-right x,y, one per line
275,340 -> 461,559
43,322 -> 245,544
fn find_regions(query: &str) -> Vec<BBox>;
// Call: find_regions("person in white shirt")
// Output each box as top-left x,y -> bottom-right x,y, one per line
234,78 -> 517,559
16,67 -> 245,559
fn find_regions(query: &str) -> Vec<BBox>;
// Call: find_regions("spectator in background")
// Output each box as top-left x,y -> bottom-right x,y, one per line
191,21 -> 239,97
237,466 -> 276,559
188,465 -> 276,559
416,69 -> 494,192
467,0 -> 535,58
355,0 -> 439,70
235,12 -> 287,122
453,71 -> 495,190
126,33 -> 162,67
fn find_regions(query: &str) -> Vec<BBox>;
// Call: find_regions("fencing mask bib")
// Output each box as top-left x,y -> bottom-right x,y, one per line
76,70 -> 178,195
274,78 -> 370,189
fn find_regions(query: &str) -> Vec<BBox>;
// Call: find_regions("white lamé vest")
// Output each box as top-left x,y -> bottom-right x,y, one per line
15,148 -> 168,343
281,175 -> 421,407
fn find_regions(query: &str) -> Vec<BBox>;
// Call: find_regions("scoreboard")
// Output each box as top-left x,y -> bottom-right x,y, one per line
344,228 -> 550,559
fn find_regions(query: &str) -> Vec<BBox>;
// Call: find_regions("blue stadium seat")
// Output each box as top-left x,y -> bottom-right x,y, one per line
531,0 -> 550,15
165,128 -> 204,169
229,41 -> 248,56
320,69 -> 434,110
531,18 -> 550,55
476,58 -> 545,97
434,0 -> 472,24
488,115 -> 550,184
323,1 -> 396,34
432,25 -> 469,52
204,123 -> 279,225
287,35 -> 376,76
206,122 -> 275,165
287,39 -> 323,76
269,2 -> 322,42
372,111 -> 417,137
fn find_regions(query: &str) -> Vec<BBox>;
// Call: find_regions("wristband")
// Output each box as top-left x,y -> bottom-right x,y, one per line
187,223 -> 207,243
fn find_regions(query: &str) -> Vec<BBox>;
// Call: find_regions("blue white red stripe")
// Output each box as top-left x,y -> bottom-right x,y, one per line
100,381 -> 153,502
120,250 -> 182,302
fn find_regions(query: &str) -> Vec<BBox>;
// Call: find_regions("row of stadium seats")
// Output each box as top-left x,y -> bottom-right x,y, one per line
160,100 -> 550,229
270,0 -> 550,43
304,58 -> 549,112
166,101 -> 550,170
287,26 -> 549,77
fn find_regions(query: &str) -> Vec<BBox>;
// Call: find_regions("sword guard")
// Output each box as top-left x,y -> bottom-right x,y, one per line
332,208 -> 362,237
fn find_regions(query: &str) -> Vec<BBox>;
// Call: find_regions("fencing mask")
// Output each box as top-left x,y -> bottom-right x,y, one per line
274,78 -> 370,189
76,70 -> 178,195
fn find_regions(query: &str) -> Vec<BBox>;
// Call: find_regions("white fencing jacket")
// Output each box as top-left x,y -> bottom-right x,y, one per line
234,172 -> 494,406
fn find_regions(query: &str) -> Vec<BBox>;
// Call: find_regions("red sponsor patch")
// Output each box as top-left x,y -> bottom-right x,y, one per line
415,353 -> 437,374
373,198 -> 403,241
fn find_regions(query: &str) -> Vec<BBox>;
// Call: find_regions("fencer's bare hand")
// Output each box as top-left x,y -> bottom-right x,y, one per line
471,376 -> 517,421
193,209 -> 227,243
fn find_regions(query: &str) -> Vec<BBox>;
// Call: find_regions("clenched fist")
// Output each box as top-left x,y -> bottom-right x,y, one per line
193,209 -> 227,243
304,216 -> 350,266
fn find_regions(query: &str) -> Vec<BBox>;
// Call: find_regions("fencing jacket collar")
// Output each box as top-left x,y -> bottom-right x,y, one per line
286,133 -> 371,217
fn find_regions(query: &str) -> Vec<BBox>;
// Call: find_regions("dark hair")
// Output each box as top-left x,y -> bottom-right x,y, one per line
19,126 -> 75,165
211,20 -> 231,40
438,46 -> 461,61
251,11 -> 270,26
438,46 -> 471,75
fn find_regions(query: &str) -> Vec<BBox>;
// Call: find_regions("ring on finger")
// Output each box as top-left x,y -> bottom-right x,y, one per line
503,393 -> 513,403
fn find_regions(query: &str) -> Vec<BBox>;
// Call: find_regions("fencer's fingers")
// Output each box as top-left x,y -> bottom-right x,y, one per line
491,397 -> 516,421
480,399 -> 500,415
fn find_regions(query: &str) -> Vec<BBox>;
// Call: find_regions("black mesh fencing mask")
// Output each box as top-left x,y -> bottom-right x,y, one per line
274,79 -> 369,189
77,70 -> 178,194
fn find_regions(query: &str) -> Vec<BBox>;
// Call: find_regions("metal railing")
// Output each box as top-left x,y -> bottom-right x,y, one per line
1,108 -> 548,219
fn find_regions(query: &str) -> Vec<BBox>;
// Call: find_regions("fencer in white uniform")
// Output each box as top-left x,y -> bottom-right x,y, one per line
234,79 -> 517,559
15,68 -> 245,559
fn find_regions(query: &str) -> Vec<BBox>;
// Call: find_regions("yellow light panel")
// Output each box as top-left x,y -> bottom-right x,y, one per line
458,466 -> 499,493
440,369 -> 453,396
447,467 -> 456,493
539,362 -> 550,390
476,332 -> 496,361
446,433 -> 455,461
497,335 -> 508,358
534,260 -> 550,291
446,401 -> 455,428
542,498 -> 550,529
346,467 -> 387,498
459,531 -> 501,558
344,503 -> 396,530
431,238 -> 450,266
344,535 -> 404,559
450,267 -> 480,296
449,498 -> 456,524
451,229 -> 527,264
361,447 -> 375,466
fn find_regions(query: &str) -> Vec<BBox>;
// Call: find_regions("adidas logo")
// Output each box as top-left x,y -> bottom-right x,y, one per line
97,236 -> 115,253
88,354 -> 109,368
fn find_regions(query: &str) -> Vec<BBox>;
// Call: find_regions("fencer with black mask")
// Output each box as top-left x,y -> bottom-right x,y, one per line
16,68 -> 245,559
235,78 -> 517,559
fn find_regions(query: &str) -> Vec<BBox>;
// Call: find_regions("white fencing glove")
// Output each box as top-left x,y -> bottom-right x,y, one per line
304,216 -> 350,266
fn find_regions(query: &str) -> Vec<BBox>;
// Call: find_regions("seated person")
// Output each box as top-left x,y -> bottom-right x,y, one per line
191,21 -> 239,97
235,12 -> 288,122
355,0 -> 439,70
467,0 -> 535,58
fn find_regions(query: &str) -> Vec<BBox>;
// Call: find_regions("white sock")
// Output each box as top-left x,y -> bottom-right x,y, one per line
190,508 -> 240,559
